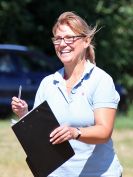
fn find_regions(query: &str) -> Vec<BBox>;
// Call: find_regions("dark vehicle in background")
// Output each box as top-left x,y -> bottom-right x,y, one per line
0,44 -> 62,117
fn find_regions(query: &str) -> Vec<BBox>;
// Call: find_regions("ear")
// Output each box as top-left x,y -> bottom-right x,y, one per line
84,37 -> 91,49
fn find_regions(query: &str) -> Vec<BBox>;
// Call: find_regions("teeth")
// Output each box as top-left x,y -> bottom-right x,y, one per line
61,50 -> 71,53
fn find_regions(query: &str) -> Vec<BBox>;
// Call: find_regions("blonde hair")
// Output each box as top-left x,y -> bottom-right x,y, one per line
52,11 -> 97,64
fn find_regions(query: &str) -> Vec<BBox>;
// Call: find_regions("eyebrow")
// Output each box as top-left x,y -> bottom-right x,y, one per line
54,35 -> 76,38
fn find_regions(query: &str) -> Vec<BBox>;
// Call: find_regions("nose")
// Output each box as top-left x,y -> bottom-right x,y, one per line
60,38 -> 67,46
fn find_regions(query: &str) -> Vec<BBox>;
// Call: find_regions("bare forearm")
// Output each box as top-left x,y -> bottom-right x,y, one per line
79,125 -> 113,144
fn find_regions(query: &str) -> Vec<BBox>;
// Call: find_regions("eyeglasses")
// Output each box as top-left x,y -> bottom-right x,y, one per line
52,35 -> 85,45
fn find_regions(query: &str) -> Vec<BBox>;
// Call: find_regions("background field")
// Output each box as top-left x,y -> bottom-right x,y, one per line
0,116 -> 133,177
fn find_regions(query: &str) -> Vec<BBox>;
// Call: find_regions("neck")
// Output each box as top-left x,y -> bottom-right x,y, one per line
64,59 -> 86,80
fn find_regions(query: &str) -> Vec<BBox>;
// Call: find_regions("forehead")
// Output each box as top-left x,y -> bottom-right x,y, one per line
55,24 -> 76,36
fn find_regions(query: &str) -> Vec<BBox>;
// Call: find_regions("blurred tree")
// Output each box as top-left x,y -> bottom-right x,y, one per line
0,0 -> 133,102
94,0 -> 133,102
0,0 -> 34,43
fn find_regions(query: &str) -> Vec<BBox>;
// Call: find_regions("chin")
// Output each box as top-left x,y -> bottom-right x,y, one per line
60,59 -> 73,65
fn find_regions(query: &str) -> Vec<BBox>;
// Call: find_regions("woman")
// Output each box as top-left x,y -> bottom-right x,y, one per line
12,11 -> 123,177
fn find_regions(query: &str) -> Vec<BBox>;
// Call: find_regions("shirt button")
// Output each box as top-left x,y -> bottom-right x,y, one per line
71,89 -> 76,94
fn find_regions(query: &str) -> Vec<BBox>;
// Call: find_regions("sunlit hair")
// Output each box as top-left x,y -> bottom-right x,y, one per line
52,11 -> 98,64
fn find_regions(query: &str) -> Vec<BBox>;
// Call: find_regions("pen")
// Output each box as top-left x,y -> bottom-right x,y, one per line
10,85 -> 22,126
18,85 -> 22,99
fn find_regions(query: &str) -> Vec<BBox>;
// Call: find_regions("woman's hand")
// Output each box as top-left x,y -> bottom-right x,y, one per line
50,125 -> 78,144
11,96 -> 28,118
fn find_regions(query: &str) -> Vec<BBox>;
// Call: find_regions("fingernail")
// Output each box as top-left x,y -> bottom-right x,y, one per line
50,133 -> 53,137
50,138 -> 52,142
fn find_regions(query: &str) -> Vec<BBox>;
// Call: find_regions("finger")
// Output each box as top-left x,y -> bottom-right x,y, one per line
50,131 -> 71,144
21,100 -> 28,107
50,126 -> 64,137
11,100 -> 20,107
50,126 -> 72,144
12,104 -> 18,110
11,101 -> 23,109
12,96 -> 20,103
12,97 -> 26,106
50,125 -> 69,138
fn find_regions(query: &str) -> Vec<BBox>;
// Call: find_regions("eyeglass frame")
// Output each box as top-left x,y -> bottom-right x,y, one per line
51,35 -> 86,45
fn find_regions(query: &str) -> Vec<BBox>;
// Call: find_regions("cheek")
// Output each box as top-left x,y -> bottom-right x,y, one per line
75,45 -> 84,53
54,47 -> 62,60
54,46 -> 59,55
54,45 -> 60,52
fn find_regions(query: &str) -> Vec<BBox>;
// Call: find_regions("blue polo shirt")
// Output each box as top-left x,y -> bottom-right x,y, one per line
34,61 -> 123,177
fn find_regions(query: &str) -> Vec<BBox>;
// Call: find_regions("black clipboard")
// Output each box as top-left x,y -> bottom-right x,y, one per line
12,101 -> 75,177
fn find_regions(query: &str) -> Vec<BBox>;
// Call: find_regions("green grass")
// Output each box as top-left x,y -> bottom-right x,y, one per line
112,129 -> 133,177
0,117 -> 133,177
115,114 -> 133,129
0,119 -> 33,177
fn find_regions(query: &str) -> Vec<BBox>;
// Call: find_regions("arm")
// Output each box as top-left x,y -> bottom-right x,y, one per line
78,107 -> 116,144
49,108 -> 116,145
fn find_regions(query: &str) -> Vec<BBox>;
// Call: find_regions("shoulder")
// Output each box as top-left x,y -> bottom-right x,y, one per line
93,65 -> 112,79
33,72 -> 58,108
92,66 -> 120,109
86,61 -> 112,80
88,65 -> 114,88
40,73 -> 54,86
39,67 -> 64,88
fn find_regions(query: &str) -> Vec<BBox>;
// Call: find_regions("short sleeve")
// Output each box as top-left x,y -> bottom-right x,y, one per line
33,79 -> 46,108
92,73 -> 120,109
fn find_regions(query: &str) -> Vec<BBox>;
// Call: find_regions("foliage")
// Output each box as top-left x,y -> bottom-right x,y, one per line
0,0 -> 133,101
95,0 -> 133,87
95,0 -> 133,103
126,102 -> 133,119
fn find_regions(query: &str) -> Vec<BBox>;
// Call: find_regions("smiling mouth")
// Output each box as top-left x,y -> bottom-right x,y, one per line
60,50 -> 72,54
